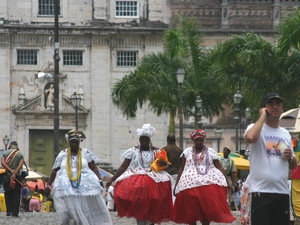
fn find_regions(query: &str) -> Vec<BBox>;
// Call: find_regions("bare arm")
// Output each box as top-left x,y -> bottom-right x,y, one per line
46,168 -> 59,186
105,158 -> 131,189
289,157 -> 297,170
245,107 -> 267,143
282,148 -> 297,170
1,156 -> 24,178
88,160 -> 102,180
214,159 -> 232,189
14,159 -> 24,178
231,171 -> 237,183
1,157 -> 14,173
173,156 -> 186,196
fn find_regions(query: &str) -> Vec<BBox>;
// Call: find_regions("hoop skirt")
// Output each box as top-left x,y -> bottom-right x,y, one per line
173,184 -> 235,224
114,173 -> 173,223
173,147 -> 236,224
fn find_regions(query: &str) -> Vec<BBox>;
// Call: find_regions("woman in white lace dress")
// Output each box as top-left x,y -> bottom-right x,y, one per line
46,130 -> 112,225
105,124 -> 173,225
173,129 -> 236,225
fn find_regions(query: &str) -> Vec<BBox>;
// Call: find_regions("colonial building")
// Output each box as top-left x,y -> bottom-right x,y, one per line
0,0 -> 298,174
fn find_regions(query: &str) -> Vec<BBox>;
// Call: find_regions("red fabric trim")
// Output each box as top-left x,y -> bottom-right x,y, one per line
291,165 -> 300,179
114,174 -> 173,223
173,184 -> 236,224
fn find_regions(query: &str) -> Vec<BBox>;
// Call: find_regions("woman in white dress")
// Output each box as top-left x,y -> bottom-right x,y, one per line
173,129 -> 236,225
46,130 -> 112,225
105,124 -> 173,225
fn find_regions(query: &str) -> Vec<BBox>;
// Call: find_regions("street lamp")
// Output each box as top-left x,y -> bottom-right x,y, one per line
214,129 -> 223,152
176,68 -> 185,149
245,107 -> 251,125
233,91 -> 242,153
53,0 -> 60,157
195,96 -> 203,128
2,135 -> 10,151
70,92 -> 81,130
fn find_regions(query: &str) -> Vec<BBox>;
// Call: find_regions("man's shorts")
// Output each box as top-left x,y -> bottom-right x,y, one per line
251,192 -> 289,225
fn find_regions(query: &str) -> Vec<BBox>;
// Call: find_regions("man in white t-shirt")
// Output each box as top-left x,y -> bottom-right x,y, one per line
244,92 -> 297,225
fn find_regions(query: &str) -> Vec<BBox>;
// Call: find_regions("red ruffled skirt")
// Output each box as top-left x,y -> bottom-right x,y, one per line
114,174 -> 173,223
173,184 -> 236,224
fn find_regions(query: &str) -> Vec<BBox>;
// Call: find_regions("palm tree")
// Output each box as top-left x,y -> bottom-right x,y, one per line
111,52 -> 182,133
210,21 -> 300,111
277,10 -> 300,105
112,17 -> 224,133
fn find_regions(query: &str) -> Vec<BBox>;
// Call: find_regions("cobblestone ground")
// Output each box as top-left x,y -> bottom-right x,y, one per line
0,211 -> 241,225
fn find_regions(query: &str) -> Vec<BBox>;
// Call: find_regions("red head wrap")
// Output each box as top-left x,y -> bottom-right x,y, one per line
190,129 -> 206,140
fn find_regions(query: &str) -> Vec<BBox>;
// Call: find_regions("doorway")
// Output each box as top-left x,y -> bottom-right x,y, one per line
29,129 -> 69,176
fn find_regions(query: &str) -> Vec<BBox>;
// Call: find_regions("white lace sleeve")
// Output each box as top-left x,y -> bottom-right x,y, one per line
52,150 -> 66,169
209,148 -> 220,160
84,149 -> 100,163
122,147 -> 135,160
181,147 -> 192,158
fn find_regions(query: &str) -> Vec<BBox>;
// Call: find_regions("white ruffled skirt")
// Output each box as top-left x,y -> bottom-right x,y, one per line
54,195 -> 112,225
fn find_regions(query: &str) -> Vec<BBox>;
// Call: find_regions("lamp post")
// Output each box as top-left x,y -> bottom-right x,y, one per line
233,91 -> 242,153
2,135 -> 10,151
176,68 -> 185,149
70,92 -> 81,130
53,0 -> 60,157
214,129 -> 223,152
245,107 -> 251,125
195,96 -> 203,128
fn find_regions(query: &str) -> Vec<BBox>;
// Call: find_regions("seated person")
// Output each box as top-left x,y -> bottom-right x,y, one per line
29,191 -> 42,212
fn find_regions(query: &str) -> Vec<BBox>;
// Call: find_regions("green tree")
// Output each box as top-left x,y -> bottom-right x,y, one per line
210,10 -> 300,111
277,10 -> 300,105
112,17 -> 224,133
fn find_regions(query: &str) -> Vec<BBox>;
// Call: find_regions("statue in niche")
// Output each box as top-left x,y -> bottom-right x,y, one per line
44,83 -> 54,111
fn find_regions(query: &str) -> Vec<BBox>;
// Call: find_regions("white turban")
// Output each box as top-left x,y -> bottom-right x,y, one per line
136,124 -> 156,138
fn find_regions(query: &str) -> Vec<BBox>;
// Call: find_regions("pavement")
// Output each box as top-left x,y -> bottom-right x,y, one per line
0,211 -> 241,225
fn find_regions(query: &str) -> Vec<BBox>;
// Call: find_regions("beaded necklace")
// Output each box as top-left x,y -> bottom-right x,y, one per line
192,145 -> 209,175
138,146 -> 155,169
66,148 -> 82,187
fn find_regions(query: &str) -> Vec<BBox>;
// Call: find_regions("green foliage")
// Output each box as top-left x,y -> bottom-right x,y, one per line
112,11 -> 300,132
111,16 -> 224,133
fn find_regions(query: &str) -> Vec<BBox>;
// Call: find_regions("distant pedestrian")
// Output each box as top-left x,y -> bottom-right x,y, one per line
0,141 -> 24,217
106,124 -> 173,225
244,93 -> 297,225
240,175 -> 250,225
161,134 -> 183,180
173,129 -> 236,225
219,147 -> 237,210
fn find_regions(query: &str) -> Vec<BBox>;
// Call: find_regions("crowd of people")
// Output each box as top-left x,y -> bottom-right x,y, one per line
0,92 -> 297,225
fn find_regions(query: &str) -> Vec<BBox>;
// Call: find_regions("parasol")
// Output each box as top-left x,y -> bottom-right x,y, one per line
280,105 -> 300,133
217,153 -> 250,170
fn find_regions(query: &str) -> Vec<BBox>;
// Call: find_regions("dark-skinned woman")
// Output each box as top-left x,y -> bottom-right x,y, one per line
46,130 -> 112,225
105,124 -> 173,225
173,129 -> 236,225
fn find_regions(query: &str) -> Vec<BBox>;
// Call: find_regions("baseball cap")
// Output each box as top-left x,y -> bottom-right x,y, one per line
263,93 -> 283,106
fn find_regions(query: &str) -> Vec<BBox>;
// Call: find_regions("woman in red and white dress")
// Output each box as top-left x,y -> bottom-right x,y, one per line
173,129 -> 236,225
105,124 -> 173,225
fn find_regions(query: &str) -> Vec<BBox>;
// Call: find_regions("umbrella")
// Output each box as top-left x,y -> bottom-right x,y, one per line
217,153 -> 250,170
218,152 -> 245,158
27,179 -> 45,191
280,106 -> 300,133
23,166 -> 49,180
98,167 -> 113,178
